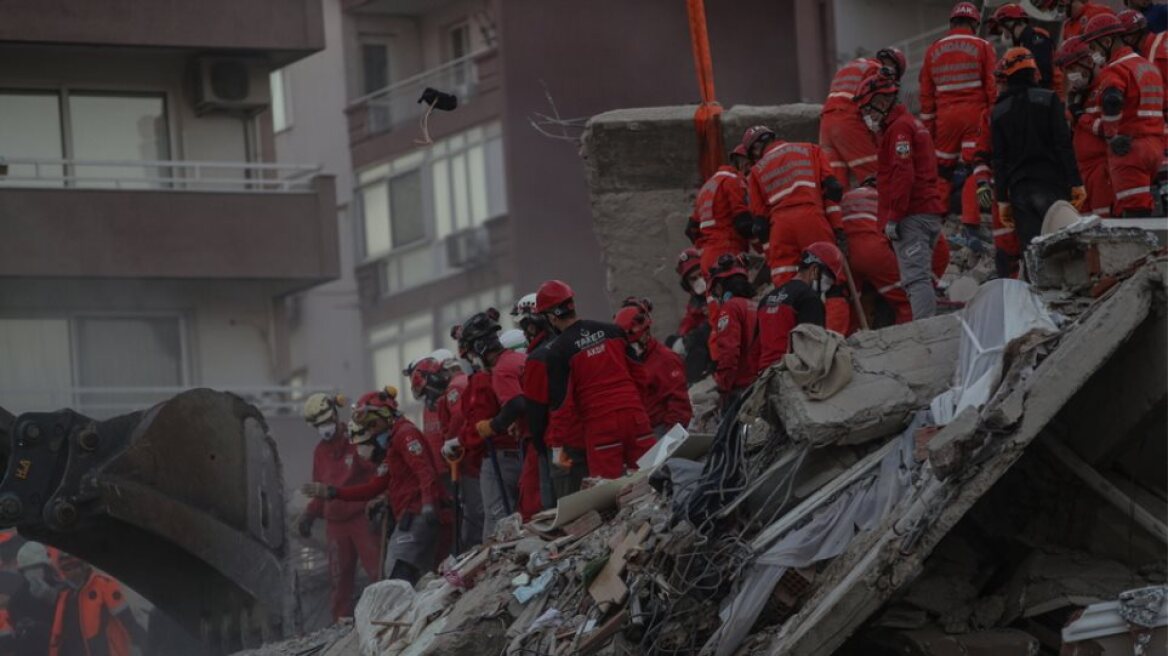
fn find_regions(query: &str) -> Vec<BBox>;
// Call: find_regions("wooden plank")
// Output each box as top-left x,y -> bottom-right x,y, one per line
577,609 -> 629,655
588,523 -> 649,610
563,510 -> 603,539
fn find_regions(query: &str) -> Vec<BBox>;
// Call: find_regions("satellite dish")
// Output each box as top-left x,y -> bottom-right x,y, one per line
1019,0 -> 1064,22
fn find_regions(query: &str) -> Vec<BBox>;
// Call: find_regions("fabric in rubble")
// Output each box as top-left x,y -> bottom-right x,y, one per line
705,412 -> 926,656
781,324 -> 854,401
648,458 -> 706,512
931,279 -> 1057,425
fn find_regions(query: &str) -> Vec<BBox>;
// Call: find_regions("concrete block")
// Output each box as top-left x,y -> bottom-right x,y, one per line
770,315 -> 961,447
1027,227 -> 1159,291
926,407 -> 981,480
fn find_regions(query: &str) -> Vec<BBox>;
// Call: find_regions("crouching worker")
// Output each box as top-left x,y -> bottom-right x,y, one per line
757,243 -> 846,372
615,298 -> 693,436
303,387 -> 451,585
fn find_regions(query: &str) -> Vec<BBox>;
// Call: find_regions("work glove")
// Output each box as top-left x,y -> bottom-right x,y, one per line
475,419 -> 495,438
884,220 -> 900,241
1109,135 -> 1132,156
552,446 -> 573,470
976,181 -> 994,211
998,203 -> 1015,230
365,496 -> 387,522
297,514 -> 314,538
834,228 -> 849,257
420,504 -> 438,526
441,438 -> 461,460
300,482 -> 335,499
1070,185 -> 1088,211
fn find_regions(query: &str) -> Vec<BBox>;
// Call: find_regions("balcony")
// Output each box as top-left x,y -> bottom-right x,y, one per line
0,0 -> 323,66
346,48 -> 503,168
0,159 -> 339,288
0,385 -> 330,420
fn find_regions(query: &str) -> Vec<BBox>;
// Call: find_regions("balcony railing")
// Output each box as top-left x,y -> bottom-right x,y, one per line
0,158 -> 322,193
0,385 -> 332,419
346,48 -> 496,142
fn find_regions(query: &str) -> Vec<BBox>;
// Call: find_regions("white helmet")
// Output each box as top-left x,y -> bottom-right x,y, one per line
511,293 -> 538,318
429,348 -> 455,363
17,542 -> 51,570
500,329 -> 528,351
301,393 -> 343,425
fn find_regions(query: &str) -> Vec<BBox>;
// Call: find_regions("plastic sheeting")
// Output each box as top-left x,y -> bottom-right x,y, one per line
931,280 -> 1057,426
704,412 -> 927,656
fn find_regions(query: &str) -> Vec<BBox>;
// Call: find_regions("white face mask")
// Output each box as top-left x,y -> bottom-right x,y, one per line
690,277 -> 708,295
355,443 -> 375,461
316,424 -> 337,440
1090,51 -> 1107,67
863,114 -> 882,133
820,274 -> 836,292
1066,71 -> 1086,90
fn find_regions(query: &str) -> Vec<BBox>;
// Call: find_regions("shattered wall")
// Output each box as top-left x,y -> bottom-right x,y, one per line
581,104 -> 821,333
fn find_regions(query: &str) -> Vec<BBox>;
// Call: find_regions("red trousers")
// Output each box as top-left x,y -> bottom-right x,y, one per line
1080,158 -> 1114,217
1109,136 -> 1161,215
518,443 -> 542,520
583,408 -> 655,479
847,233 -> 912,324
326,515 -> 381,620
768,205 -> 835,286
819,108 -> 879,188
933,105 -> 987,211
825,297 -> 851,335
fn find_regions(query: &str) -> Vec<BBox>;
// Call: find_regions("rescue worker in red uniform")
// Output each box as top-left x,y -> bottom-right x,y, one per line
455,312 -> 525,527
693,145 -> 755,274
920,3 -> 998,221
1082,13 -> 1166,216
758,243 -> 843,371
707,255 -> 759,407
820,55 -> 883,187
839,181 -> 913,325
856,75 -> 946,320
1058,36 -> 1116,218
433,353 -> 482,549
407,358 -> 450,477
48,552 -> 146,656
1119,9 -> 1168,211
303,388 -> 451,585
990,5 -> 1059,90
297,393 -> 381,621
614,302 -> 692,436
1061,0 -> 1117,43
742,125 -> 844,286
673,248 -> 714,384
536,280 -> 655,479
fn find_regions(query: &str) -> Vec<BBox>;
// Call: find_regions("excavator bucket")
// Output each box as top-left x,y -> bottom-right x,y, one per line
0,389 -> 298,654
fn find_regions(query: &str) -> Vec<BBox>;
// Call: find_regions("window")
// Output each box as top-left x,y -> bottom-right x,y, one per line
389,170 -> 425,248
438,284 -> 515,332
0,319 -> 74,412
448,22 -> 471,63
270,69 -> 292,132
0,92 -> 64,185
431,123 -> 506,241
362,42 -> 391,94
368,311 -> 434,421
69,93 -> 169,188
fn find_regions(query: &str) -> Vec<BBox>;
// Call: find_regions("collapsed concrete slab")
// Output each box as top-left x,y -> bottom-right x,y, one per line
769,315 -> 961,447
581,103 -> 821,331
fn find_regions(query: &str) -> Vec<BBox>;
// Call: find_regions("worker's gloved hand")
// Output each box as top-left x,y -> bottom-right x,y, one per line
834,228 -> 849,257
420,504 -> 438,526
475,419 -> 495,438
1109,135 -> 1133,156
441,438 -> 461,460
884,220 -> 900,241
365,496 -> 387,522
998,203 -> 1015,229
297,514 -> 314,538
552,446 -> 572,470
300,482 -> 334,499
1070,185 -> 1088,211
976,181 -> 994,211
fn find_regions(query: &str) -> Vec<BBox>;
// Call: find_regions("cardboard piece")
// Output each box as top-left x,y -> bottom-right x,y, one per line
588,523 -> 650,610
635,425 -> 715,471
527,473 -> 644,533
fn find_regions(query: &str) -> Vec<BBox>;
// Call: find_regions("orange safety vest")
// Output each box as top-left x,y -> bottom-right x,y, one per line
48,573 -> 132,656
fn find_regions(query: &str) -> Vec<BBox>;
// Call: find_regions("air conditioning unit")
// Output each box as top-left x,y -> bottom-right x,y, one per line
445,227 -> 489,269
190,57 -> 270,115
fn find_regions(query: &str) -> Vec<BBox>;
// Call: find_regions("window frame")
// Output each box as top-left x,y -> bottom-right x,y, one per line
270,68 -> 293,133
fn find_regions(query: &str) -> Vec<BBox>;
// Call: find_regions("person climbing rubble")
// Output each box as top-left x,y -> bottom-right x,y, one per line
296,393 -> 381,621
707,254 -> 758,408
820,53 -> 883,187
1058,35 -> 1117,220
671,247 -> 714,383
693,143 -> 755,274
757,243 -> 841,372
302,387 -> 451,585
615,297 -> 693,436
838,180 -> 914,326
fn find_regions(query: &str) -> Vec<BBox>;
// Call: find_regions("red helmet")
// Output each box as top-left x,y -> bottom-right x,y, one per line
1116,9 -> 1147,34
875,47 -> 907,80
709,253 -> 749,285
800,242 -> 846,283
535,279 -> 575,316
1081,13 -> 1124,42
1055,36 -> 1092,67
677,248 -> 704,292
741,125 -> 776,154
730,143 -> 749,160
620,296 -> 653,314
950,2 -> 980,23
409,357 -> 443,398
613,305 -> 652,344
350,386 -> 400,442
854,75 -> 900,108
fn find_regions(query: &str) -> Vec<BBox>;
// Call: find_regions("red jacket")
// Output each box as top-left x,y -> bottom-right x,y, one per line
334,417 -> 447,517
305,427 -> 381,523
524,331 -> 587,451
1097,47 -> 1165,139
543,319 -> 648,424
757,280 -> 826,372
1062,2 -> 1114,43
678,296 -> 709,337
839,185 -> 881,239
824,58 -> 882,114
877,104 -> 946,225
694,165 -> 750,253
436,372 -> 468,440
456,371 -> 499,478
749,141 -> 842,228
713,296 -> 758,393
919,27 -> 998,126
1072,81 -> 1109,166
487,349 -> 527,442
421,404 -> 448,475
632,338 -> 692,429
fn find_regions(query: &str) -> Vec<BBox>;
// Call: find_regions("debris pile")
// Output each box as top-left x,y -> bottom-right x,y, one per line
249,226 -> 1166,656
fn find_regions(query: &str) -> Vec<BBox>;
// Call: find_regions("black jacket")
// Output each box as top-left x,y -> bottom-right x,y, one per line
991,82 -> 1081,200
1018,26 -> 1055,90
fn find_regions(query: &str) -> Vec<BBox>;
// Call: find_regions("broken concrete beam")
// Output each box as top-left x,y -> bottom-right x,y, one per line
770,315 -> 960,447
926,407 -> 981,479
1026,226 -> 1159,291
582,103 -> 820,331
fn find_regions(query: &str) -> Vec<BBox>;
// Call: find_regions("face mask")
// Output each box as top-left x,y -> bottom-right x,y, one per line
25,568 -> 58,602
375,432 -> 389,449
316,424 -> 336,440
355,443 -> 375,461
690,277 -> 708,296
863,114 -> 882,133
1090,51 -> 1107,67
819,274 -> 835,293
630,342 -> 646,357
1066,71 -> 1086,89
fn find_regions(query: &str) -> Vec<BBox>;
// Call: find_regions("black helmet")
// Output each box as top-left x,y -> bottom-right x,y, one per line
459,310 -> 502,356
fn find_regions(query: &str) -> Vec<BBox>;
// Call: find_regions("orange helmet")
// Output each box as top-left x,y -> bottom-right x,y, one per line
800,242 -> 847,283
997,47 -> 1038,78
614,305 -> 652,344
